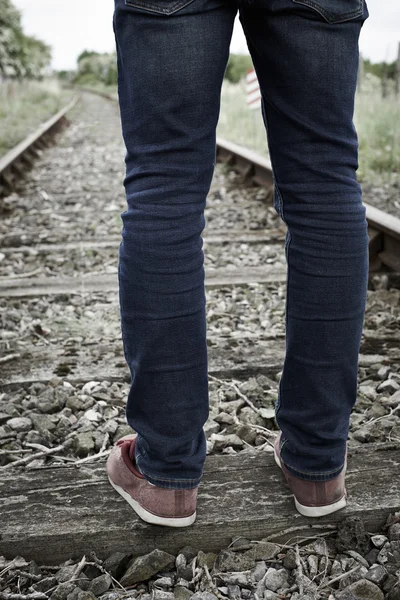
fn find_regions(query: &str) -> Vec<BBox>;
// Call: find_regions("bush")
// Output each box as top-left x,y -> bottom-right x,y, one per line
224,53 -> 254,83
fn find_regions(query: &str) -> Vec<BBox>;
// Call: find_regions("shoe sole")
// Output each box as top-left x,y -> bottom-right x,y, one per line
107,476 -> 197,527
273,444 -> 347,518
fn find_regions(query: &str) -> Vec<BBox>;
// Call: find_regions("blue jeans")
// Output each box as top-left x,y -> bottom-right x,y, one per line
113,0 -> 370,489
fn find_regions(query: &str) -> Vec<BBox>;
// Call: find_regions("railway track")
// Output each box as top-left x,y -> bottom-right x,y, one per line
1,90 -> 400,600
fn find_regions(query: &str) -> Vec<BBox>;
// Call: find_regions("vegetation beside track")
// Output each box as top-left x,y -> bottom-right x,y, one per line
217,76 -> 400,182
0,80 -> 74,158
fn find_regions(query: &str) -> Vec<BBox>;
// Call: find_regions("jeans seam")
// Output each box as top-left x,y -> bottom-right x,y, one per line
291,0 -> 363,22
261,95 -> 290,419
125,0 -> 194,13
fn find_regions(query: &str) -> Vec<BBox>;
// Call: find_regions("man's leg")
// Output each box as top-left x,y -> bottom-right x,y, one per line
239,0 -> 369,480
113,0 -> 237,489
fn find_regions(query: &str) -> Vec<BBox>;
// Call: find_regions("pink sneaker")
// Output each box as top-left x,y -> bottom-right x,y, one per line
274,433 -> 347,517
106,434 -> 198,527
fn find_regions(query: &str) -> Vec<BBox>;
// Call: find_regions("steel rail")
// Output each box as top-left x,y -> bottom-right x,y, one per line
216,137 -> 400,273
0,95 -> 79,197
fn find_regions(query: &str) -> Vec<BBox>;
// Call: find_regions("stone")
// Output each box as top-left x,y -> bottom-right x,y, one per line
32,576 -> 58,593
88,574 -> 112,595
347,551 -> 369,569
197,551 -> 217,570
152,592 -> 174,600
254,542 -> 280,561
97,593 -> 128,600
50,583 -> 79,600
215,549 -> 255,572
82,381 -> 101,394
174,587 -> 192,600
227,585 -> 241,600
283,549 -> 297,571
234,424 -> 257,445
334,579 -> 384,600
377,365 -> 391,380
215,412 -> 236,425
113,424 -> 134,441
307,555 -> 318,578
386,582 -> 400,600
120,550 -> 175,586
76,592 -> 97,600
383,575 -> 399,594
0,412 -> 10,425
371,536 -> 388,549
365,565 -> 387,586
2,404 -> 20,417
31,413 -> 57,434
37,392 -> 66,414
178,546 -> 198,562
376,379 -> 399,394
0,425 -> 14,439
366,404 -> 387,419
190,594 -> 218,600
83,564 -> 103,580
359,385 -> 377,400
103,552 -> 132,580
66,395 -> 94,412
250,561 -> 267,583
176,557 -> 192,582
263,568 -> 288,593
218,572 -> 252,587
388,389 -> 400,406
72,432 -> 95,457
263,593 -> 279,600
377,543 -> 390,565
338,566 -> 368,590
388,523 -> 400,541
335,518 -> 369,555
7,417 -> 32,432
204,419 -> 220,436
386,540 -> 400,574
153,577 -> 174,589
210,434 -> 244,451
66,589 -> 82,600
238,407 -> 266,427
55,565 -> 79,584
365,549 -> 379,566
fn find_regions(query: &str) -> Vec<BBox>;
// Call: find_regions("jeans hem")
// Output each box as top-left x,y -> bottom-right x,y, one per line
280,440 -> 345,482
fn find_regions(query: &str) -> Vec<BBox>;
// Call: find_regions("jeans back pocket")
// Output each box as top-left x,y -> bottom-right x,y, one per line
125,0 -> 196,15
292,0 -> 365,23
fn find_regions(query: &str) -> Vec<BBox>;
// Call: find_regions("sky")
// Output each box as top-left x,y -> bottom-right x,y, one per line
13,0 -> 400,71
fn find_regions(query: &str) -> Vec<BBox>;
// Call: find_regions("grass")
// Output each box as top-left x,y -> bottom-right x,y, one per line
0,79 -> 73,158
217,74 -> 400,182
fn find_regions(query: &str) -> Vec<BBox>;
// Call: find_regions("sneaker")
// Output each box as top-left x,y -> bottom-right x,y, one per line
106,434 -> 198,527
273,433 -> 347,517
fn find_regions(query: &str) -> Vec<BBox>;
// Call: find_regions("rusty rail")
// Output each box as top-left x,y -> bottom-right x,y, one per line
0,95 -> 79,197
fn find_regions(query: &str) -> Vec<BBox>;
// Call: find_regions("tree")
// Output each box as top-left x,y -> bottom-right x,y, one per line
224,53 -> 253,83
73,51 -> 118,87
0,0 -> 51,79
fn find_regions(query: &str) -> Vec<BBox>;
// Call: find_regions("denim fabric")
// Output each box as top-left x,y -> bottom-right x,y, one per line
113,0 -> 370,489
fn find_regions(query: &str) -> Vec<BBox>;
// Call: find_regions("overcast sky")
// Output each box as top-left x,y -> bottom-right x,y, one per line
14,0 -> 400,71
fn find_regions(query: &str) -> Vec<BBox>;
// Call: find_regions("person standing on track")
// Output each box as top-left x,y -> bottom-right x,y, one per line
106,0 -> 370,525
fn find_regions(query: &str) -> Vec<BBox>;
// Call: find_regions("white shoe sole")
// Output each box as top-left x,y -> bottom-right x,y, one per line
108,476 -> 197,527
274,444 -> 347,518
